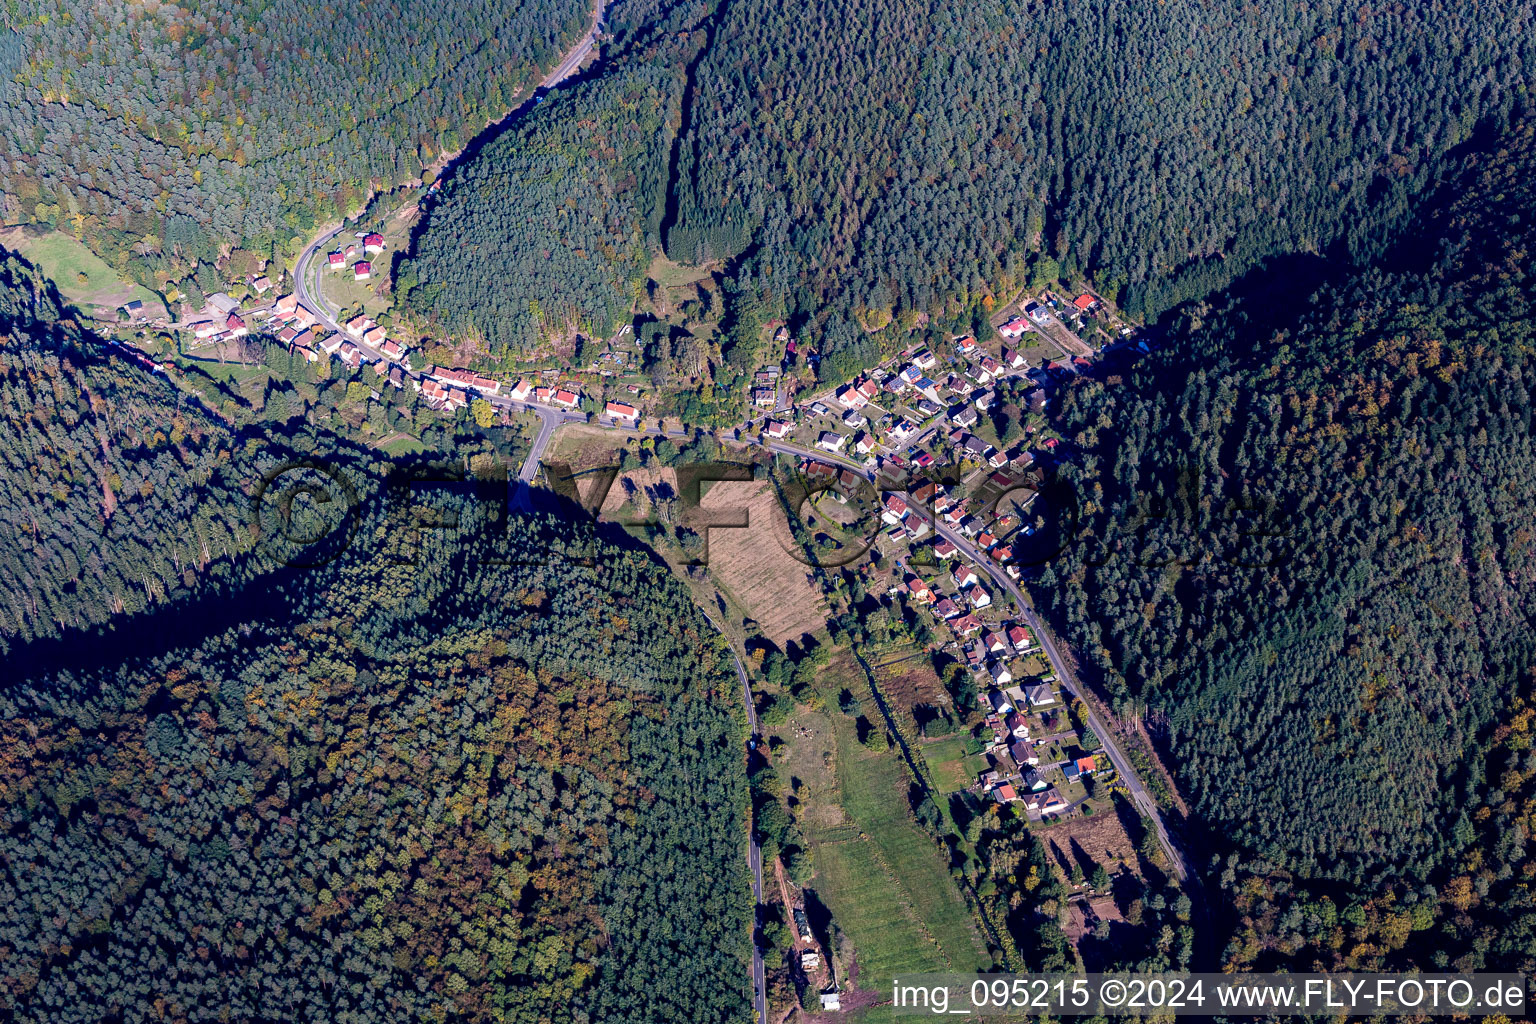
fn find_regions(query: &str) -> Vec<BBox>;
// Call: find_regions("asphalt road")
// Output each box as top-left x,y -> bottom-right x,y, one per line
897,495 -> 1197,886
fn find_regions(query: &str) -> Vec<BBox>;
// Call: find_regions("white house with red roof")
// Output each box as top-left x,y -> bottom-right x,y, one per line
837,384 -> 869,409
363,233 -> 385,254
605,401 -> 640,423
508,379 -> 533,402
362,325 -> 387,347
551,389 -> 580,409
353,261 -> 372,281
225,313 -> 247,337
765,420 -> 791,439
327,252 -> 346,270
999,316 -> 1030,339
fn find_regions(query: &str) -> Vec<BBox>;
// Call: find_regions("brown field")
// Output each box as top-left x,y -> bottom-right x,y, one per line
868,648 -> 950,715
1040,809 -> 1141,885
700,480 -> 828,646
1064,895 -> 1124,947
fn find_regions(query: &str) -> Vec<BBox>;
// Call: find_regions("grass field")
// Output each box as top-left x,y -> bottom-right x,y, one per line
799,661 -> 990,1016
919,735 -> 973,793
0,227 -> 160,316
647,254 -> 716,287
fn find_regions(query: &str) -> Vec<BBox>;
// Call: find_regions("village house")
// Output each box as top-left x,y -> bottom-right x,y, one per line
1025,682 -> 1055,706
293,345 -> 318,363
842,408 -> 867,428
605,401 -> 640,424
387,365 -> 405,389
251,276 -> 272,294
327,252 -> 346,270
987,688 -> 1014,715
379,339 -> 406,362
982,631 -> 1008,654
999,316 -> 1030,339
1073,293 -> 1097,312
1004,711 -> 1030,739
353,261 -> 372,281
1002,346 -> 1026,368
274,293 -> 298,318
345,314 -> 374,338
980,355 -> 1002,376
363,325 -> 387,347
817,431 -> 847,453
551,389 -> 580,409
933,597 -> 960,619
905,577 -> 934,603
955,335 -> 978,356
882,495 -> 910,525
339,342 -> 363,369
508,379 -> 533,402
854,432 -> 876,455
319,334 -> 345,355
989,661 -> 1013,686
933,538 -> 958,560
953,564 -> 978,588
275,324 -> 299,344
973,389 -> 995,411
765,420 -> 791,439
363,233 -> 385,254
912,348 -> 937,369
950,404 -> 978,428
952,613 -> 983,636
837,384 -> 869,409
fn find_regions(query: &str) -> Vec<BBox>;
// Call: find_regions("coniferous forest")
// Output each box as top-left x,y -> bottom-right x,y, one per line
0,258 -> 751,1023
0,0 -> 589,288
1037,123 -> 1536,973
398,0 -> 1536,377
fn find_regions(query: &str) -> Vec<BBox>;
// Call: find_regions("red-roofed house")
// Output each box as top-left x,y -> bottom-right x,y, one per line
380,339 -> 405,361
273,293 -> 297,317
363,325 -> 387,347
999,317 -> 1030,339
1002,346 -> 1026,368
765,420 -> 790,439
509,379 -> 532,402
1076,756 -> 1098,774
225,313 -> 247,337
953,565 -> 978,588
837,384 -> 869,409
353,261 -> 372,281
906,577 -> 933,603
606,401 -> 640,423
1073,293 -> 1097,311
551,389 -> 580,409
952,614 -> 983,635
858,378 -> 879,400
933,597 -> 960,619
933,538 -> 958,560
327,252 -> 346,270
363,233 -> 385,254
345,314 -> 373,338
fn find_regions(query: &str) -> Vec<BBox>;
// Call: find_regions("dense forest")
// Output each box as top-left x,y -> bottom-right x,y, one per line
399,0 -> 1536,378
1037,123 -> 1536,970
0,0 -> 589,291
397,65 -> 678,353
0,252 -> 262,650
0,253 -> 753,1022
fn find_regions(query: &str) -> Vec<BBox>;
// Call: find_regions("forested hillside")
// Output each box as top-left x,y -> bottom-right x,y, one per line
397,66 -> 678,353
0,252 -> 262,650
399,0 -> 1536,376
0,0 -> 589,289
0,497 -> 751,1022
1038,124 -> 1536,970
